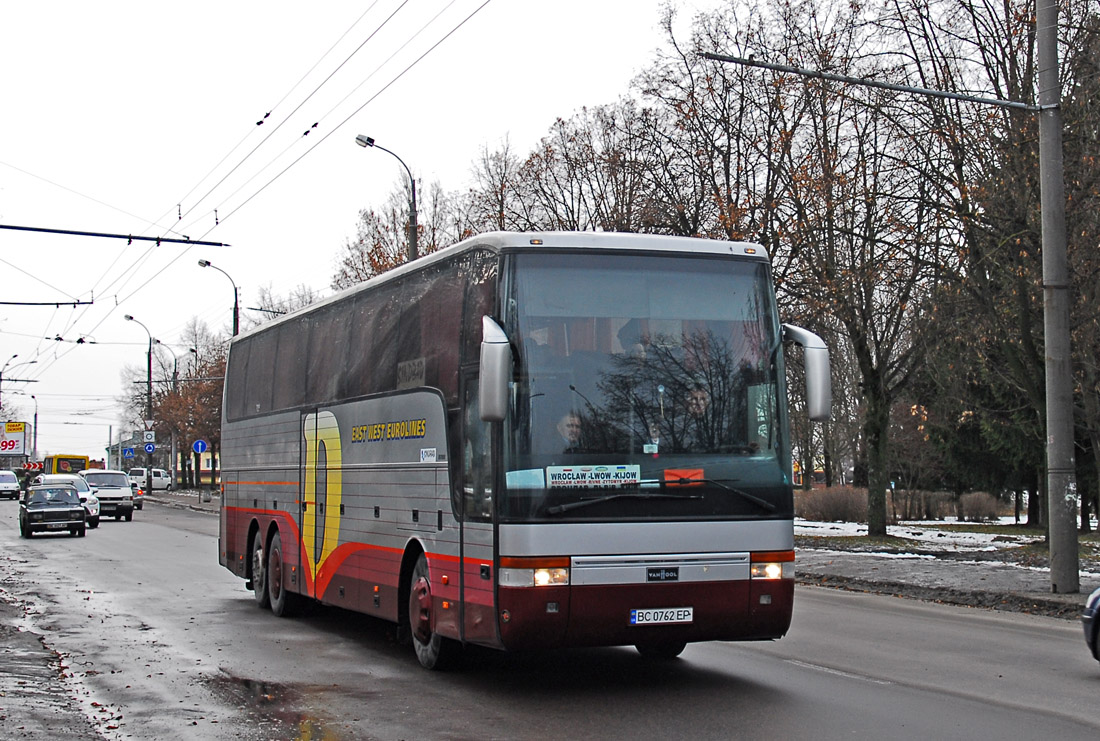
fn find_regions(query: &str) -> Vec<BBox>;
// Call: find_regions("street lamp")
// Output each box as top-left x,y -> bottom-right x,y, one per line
355,134 -> 418,262
0,355 -> 37,408
198,259 -> 240,336
30,394 -> 38,460
124,314 -> 154,494
156,339 -> 181,489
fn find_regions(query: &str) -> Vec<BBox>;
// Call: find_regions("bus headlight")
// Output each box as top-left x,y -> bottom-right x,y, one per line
499,557 -> 570,587
750,550 -> 795,580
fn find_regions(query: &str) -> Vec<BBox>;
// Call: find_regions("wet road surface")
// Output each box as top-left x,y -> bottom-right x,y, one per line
2,499 -> 1099,740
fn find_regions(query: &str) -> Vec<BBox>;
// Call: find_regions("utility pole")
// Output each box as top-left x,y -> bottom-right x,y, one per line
1037,0 -> 1078,593
704,0 -> 1079,593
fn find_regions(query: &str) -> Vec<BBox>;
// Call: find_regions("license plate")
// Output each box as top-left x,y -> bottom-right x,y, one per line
630,607 -> 693,625
47,523 -> 66,529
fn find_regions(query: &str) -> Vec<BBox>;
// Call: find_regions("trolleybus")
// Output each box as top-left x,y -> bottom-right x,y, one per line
218,231 -> 830,668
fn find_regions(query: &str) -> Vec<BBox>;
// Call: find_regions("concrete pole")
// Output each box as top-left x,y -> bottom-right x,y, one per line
1037,0 -> 1078,593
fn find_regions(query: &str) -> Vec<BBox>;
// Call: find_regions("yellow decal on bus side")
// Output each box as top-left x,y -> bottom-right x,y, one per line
302,411 -> 342,588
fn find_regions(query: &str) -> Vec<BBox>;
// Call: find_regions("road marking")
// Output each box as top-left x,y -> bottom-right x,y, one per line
786,659 -> 893,685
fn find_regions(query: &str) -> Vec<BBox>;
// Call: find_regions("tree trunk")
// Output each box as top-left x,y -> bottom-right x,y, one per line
1026,466 -> 1044,530
865,390 -> 891,536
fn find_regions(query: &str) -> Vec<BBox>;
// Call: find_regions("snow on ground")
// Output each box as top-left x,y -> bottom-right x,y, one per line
795,517 -> 1044,552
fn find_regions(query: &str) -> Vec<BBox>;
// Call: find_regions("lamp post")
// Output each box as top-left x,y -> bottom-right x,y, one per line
155,340 -> 181,488
124,314 -> 154,495
30,394 -> 38,460
198,259 -> 240,336
1,355 -> 37,408
355,134 -> 418,262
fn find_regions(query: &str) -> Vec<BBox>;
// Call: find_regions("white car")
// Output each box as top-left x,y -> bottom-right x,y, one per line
0,469 -> 20,499
34,473 -> 100,528
79,469 -> 134,520
128,467 -> 171,491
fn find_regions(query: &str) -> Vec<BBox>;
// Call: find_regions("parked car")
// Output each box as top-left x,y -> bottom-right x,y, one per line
79,469 -> 134,521
19,483 -> 87,537
34,473 -> 100,528
1085,587 -> 1100,663
0,469 -> 20,499
128,467 -> 171,491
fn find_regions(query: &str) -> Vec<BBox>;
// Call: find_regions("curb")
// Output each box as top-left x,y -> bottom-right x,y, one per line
143,494 -> 220,515
798,573 -> 1087,620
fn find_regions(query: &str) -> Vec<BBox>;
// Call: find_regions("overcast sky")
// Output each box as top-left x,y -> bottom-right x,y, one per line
0,0 -> 723,459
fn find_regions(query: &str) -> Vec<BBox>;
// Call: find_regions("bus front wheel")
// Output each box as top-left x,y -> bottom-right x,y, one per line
408,552 -> 455,670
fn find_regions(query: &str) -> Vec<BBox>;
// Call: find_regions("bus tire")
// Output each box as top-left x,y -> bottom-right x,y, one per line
267,531 -> 299,617
408,552 -> 455,670
635,641 -> 687,661
251,532 -> 270,609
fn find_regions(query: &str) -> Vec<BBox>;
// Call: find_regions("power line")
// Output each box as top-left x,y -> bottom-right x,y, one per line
0,223 -> 229,246
177,1 -> 407,235
203,0 -> 494,235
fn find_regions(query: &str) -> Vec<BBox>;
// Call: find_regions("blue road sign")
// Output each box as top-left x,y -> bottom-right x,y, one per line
123,447 -> 135,459
144,443 -> 156,454
193,439 -> 208,454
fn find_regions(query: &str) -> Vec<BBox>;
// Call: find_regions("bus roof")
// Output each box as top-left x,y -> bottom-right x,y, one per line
233,231 -> 767,342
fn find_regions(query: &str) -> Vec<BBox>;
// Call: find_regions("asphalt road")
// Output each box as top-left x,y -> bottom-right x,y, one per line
2,501 -> 1099,740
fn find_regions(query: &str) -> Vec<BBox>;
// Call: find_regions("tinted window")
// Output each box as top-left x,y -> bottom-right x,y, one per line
273,319 -> 308,410
84,472 -> 130,487
305,306 -> 349,405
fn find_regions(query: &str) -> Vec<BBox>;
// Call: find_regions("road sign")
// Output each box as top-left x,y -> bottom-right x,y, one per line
143,431 -> 156,443
144,419 -> 155,431
192,439 -> 208,454
123,447 -> 135,459
144,443 -> 156,454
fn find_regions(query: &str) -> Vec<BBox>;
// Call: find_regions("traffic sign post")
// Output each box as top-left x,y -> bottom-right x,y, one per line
193,440 -> 210,502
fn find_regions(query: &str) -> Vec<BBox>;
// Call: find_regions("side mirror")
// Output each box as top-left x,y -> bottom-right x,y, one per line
479,316 -> 512,422
782,324 -> 832,422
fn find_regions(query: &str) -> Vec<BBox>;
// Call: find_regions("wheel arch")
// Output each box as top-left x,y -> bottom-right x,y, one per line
397,539 -> 426,641
245,517 -> 279,582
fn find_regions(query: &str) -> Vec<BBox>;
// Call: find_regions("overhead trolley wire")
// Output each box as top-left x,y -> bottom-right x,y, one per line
199,0 -> 494,238
175,0 -> 404,235
181,0 -> 466,233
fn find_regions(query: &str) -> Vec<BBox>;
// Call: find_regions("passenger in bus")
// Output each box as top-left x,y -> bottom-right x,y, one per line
555,411 -> 584,453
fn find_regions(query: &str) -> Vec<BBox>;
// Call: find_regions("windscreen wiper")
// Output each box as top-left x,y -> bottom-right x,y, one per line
664,477 -> 778,513
545,491 -> 703,515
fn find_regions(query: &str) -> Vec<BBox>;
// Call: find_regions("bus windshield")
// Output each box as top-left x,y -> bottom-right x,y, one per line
502,251 -> 790,522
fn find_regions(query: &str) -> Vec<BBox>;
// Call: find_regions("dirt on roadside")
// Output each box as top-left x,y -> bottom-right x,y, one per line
0,591 -> 98,739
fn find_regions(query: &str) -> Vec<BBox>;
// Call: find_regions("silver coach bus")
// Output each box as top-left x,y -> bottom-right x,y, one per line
219,231 -> 830,668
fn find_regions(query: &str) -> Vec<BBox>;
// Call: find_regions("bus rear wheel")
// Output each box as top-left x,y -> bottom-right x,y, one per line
408,552 -> 455,670
267,531 -> 299,617
251,533 -> 270,609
